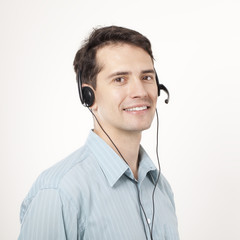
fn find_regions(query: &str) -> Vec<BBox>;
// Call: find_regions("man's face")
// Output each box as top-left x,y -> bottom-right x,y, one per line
92,43 -> 158,135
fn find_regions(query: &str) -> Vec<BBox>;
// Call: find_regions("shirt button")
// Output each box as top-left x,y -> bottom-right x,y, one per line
147,218 -> 151,224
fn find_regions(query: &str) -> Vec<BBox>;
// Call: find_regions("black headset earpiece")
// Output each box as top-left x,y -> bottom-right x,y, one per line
77,71 -> 95,107
155,72 -> 170,104
82,87 -> 95,107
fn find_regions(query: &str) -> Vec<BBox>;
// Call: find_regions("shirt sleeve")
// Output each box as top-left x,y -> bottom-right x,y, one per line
18,189 -> 67,240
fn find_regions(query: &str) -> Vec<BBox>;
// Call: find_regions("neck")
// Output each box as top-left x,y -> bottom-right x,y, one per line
93,125 -> 142,179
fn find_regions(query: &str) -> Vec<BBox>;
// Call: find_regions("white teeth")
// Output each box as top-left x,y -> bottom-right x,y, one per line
125,106 -> 148,111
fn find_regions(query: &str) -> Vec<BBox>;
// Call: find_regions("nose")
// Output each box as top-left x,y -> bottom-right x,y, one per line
128,77 -> 148,99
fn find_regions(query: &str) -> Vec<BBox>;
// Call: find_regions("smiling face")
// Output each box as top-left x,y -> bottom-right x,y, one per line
91,43 -> 158,137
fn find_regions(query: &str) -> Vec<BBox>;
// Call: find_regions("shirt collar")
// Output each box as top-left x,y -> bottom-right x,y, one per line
85,130 -> 158,187
85,130 -> 129,187
138,146 -> 158,184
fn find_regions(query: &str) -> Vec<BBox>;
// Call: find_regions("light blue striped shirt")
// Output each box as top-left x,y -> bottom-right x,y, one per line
18,130 -> 179,240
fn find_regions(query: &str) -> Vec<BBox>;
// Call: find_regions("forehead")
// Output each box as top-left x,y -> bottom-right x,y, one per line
96,43 -> 153,71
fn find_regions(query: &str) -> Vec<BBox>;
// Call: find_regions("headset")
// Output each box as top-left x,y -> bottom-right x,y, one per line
77,69 -> 170,240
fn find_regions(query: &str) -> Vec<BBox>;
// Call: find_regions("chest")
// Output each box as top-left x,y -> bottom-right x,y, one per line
78,178 -> 179,240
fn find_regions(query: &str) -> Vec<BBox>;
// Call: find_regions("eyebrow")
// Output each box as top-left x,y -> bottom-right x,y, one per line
141,69 -> 155,74
108,69 -> 155,78
108,71 -> 130,78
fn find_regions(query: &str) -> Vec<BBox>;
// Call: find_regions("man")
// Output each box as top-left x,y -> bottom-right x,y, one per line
18,26 -> 179,240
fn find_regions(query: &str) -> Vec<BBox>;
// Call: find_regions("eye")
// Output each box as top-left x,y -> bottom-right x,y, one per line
114,77 -> 125,83
142,75 -> 153,81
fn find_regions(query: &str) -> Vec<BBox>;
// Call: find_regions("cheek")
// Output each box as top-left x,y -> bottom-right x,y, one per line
150,88 -> 158,104
96,91 -> 125,112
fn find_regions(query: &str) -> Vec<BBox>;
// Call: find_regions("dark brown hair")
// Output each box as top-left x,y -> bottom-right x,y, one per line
73,26 -> 154,89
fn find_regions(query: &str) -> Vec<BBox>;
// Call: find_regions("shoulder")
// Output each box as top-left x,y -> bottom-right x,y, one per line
34,146 -> 90,189
19,144 -> 101,227
159,173 -> 176,210
21,144 -> 96,210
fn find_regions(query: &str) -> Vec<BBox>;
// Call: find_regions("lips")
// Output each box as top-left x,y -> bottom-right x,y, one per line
124,106 -> 149,111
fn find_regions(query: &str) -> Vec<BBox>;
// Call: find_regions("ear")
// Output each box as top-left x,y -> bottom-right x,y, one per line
82,84 -> 98,110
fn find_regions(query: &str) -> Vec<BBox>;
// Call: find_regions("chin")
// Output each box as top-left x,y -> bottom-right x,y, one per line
125,123 -> 152,132
134,119 -> 153,130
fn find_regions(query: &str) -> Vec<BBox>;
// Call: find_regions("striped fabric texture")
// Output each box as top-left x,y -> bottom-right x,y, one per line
18,130 -> 179,240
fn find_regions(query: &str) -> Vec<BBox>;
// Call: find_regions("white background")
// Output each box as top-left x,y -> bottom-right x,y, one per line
0,0 -> 239,239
